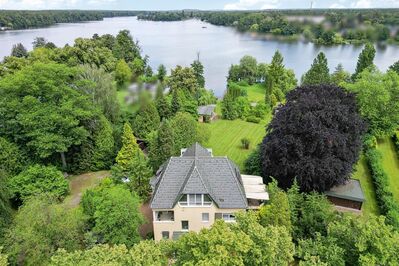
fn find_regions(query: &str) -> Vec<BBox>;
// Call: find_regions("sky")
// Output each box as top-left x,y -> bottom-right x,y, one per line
0,0 -> 399,10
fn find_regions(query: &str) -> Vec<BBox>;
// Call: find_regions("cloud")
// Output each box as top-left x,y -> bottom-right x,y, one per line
330,3 -> 345,8
350,0 -> 371,8
224,0 -> 279,10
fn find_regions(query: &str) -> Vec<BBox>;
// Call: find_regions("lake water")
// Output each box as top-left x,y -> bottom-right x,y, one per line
1,16 -> 399,96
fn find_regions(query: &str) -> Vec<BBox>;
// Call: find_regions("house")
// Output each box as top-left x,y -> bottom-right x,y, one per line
197,104 -> 216,123
325,179 -> 365,211
150,143 -> 268,241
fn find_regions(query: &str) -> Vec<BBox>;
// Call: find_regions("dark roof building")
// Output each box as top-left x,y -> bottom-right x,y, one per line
325,179 -> 365,211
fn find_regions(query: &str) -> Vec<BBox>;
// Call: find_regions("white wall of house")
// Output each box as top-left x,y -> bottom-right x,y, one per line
153,202 -> 244,241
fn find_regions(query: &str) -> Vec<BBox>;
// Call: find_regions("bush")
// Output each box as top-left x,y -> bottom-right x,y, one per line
365,148 -> 399,229
244,146 -> 262,175
241,138 -> 250,149
8,165 -> 69,203
394,131 -> 399,151
246,116 -> 261,124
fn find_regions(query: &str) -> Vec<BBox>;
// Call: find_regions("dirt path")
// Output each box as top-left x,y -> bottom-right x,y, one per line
64,170 -> 110,208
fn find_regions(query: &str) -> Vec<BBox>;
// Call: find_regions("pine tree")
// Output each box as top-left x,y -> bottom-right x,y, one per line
112,123 -> 152,199
331,64 -> 350,85
191,59 -> 205,88
156,94 -> 171,121
266,51 -> 285,105
127,152 -> 153,199
301,52 -> 330,85
353,43 -> 376,80
171,89 -> 181,114
11,43 -> 28,58
157,64 -> 167,82
115,123 -> 139,169
149,120 -> 175,170
132,100 -> 161,139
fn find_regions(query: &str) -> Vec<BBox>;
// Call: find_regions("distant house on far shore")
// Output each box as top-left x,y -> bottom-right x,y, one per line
325,179 -> 365,211
197,104 -> 216,123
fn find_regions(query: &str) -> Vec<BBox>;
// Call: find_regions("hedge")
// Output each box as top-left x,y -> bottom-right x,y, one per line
394,131 -> 399,152
365,148 -> 399,229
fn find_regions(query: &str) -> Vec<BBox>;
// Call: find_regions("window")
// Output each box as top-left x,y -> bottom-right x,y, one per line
182,220 -> 189,230
179,194 -> 188,206
162,231 -> 169,239
202,213 -> 209,222
222,213 -> 236,222
203,194 -> 212,206
179,194 -> 212,206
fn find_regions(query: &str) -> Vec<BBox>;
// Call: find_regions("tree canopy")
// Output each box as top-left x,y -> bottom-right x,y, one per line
353,43 -> 376,79
260,85 -> 366,192
8,164 -> 69,204
344,70 -> 399,137
0,63 -> 98,168
301,52 -> 330,86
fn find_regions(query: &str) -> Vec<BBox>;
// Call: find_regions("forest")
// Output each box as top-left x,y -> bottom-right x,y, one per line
0,10 -> 139,30
1,24 -> 399,265
138,9 -> 399,44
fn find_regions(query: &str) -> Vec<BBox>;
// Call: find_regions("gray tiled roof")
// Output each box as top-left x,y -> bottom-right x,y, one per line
182,142 -> 212,157
151,143 -> 248,210
198,105 -> 216,116
325,179 -> 365,202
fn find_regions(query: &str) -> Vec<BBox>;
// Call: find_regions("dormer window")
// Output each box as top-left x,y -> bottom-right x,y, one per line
179,194 -> 212,206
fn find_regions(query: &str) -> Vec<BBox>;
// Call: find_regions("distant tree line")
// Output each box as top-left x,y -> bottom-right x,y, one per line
0,10 -> 140,30
139,9 -> 399,45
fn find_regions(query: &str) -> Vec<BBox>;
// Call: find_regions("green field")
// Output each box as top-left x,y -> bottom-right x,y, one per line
245,84 -> 266,102
202,117 -> 270,171
377,137 -> 399,203
352,155 -> 379,215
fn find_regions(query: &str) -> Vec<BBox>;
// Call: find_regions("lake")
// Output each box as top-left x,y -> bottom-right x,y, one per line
1,16 -> 399,96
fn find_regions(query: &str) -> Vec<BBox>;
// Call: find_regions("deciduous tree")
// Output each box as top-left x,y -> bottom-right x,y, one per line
115,59 -> 131,87
6,196 -> 85,266
8,165 -> 69,203
260,85 -> 366,192
344,70 -> 399,137
81,181 -> 144,247
0,63 -> 97,168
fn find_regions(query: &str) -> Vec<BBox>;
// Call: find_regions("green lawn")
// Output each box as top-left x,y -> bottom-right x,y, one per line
352,154 -> 379,216
202,117 -> 270,171
377,137 -> 399,203
63,171 -> 110,208
245,84 -> 266,103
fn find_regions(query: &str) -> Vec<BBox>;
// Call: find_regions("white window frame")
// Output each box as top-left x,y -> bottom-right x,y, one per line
178,194 -> 212,207
202,213 -> 210,222
181,220 -> 189,231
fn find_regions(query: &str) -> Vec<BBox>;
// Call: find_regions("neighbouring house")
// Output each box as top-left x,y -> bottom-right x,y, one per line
197,104 -> 217,123
150,143 -> 268,241
325,179 -> 365,211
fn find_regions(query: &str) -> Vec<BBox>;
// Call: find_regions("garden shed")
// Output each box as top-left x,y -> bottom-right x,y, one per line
325,179 -> 365,211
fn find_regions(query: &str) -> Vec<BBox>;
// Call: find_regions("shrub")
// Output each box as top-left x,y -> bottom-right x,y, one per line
246,116 -> 261,124
241,138 -> 251,149
394,131 -> 399,151
8,165 -> 69,203
365,148 -> 399,229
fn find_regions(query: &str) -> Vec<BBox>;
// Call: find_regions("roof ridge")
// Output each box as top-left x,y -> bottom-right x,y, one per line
225,158 -> 248,208
173,160 -> 196,206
